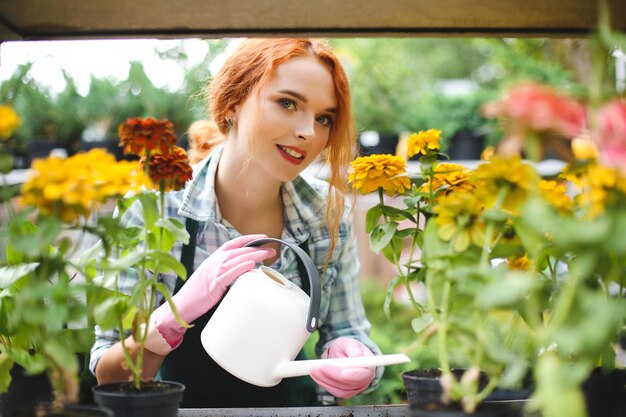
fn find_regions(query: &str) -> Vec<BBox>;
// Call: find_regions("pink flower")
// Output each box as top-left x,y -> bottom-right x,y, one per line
596,99 -> 626,174
483,82 -> 587,138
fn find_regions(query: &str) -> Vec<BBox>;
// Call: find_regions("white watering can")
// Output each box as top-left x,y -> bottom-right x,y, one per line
201,237 -> 411,387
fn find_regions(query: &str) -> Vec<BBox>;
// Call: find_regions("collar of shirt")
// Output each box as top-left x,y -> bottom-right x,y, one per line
177,144 -> 327,246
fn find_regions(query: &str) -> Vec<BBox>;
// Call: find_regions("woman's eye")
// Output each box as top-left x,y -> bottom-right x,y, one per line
278,98 -> 296,110
316,115 -> 333,127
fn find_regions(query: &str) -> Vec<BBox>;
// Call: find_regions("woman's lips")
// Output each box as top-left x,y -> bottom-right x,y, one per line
276,144 -> 306,165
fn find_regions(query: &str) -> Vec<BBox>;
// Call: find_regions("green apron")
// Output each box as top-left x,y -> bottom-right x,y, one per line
158,218 -> 319,408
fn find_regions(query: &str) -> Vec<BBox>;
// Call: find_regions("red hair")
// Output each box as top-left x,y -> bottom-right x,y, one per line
190,38 -> 356,260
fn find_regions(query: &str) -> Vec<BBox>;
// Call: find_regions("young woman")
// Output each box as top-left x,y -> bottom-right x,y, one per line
90,38 -> 382,407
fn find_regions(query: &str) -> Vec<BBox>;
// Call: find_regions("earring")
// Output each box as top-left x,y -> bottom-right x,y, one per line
226,118 -> 234,128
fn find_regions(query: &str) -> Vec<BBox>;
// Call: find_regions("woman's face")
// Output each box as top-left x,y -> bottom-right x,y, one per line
233,54 -> 336,183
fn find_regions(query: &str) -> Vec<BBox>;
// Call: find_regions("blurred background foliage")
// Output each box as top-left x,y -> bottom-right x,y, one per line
0,37 -> 586,163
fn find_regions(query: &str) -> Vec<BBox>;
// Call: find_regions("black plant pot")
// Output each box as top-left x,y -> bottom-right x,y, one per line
92,381 -> 185,417
1,404 -> 114,417
0,364 -> 53,412
402,369 -> 529,417
448,130 -> 486,161
582,367 -> 626,417
358,132 -> 399,157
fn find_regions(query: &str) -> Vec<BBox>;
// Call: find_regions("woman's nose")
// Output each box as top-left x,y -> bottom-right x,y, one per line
294,114 -> 316,141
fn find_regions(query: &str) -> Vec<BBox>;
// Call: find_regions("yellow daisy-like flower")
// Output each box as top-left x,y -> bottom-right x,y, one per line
407,129 -> 442,158
508,255 -> 532,271
575,164 -> 626,217
419,162 -> 474,197
20,149 -> 151,222
0,105 -> 21,139
539,180 -> 573,213
434,191 -> 486,252
349,154 -> 411,196
471,156 -> 538,214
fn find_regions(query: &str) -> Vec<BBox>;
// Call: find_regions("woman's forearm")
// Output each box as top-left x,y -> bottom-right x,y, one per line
95,336 -> 166,384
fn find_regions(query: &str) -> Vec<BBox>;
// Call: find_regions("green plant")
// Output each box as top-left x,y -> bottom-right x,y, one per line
349,17 -> 626,416
0,112 -> 192,407
0,127 -> 153,407
90,117 -> 192,389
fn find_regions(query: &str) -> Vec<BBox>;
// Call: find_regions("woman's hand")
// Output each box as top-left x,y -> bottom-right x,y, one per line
144,234 -> 276,354
309,337 -> 376,398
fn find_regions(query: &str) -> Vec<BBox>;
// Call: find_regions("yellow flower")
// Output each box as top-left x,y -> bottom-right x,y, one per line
508,255 -> 532,271
539,180 -> 573,212
471,156 -> 538,214
434,191 -> 486,252
419,162 -> 473,198
20,149 -> 151,222
407,129 -> 442,158
349,154 -> 411,196
571,136 -> 598,161
0,105 -> 21,139
481,146 -> 496,161
575,164 -> 626,217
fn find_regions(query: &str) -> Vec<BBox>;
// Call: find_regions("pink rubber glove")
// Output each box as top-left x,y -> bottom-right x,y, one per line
144,234 -> 276,355
309,337 -> 376,399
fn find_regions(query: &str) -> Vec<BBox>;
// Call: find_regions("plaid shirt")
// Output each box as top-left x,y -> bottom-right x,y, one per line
90,145 -> 382,387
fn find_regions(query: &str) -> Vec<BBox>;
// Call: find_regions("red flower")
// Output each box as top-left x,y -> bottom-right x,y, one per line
118,117 -> 178,157
483,82 -> 586,138
141,146 -> 193,192
595,99 -> 626,175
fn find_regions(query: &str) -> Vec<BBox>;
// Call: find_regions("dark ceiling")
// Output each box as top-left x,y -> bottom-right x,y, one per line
0,0 -> 625,41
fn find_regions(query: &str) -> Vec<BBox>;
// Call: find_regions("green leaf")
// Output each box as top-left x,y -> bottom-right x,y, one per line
44,338 -> 78,375
475,270 -> 541,309
369,222 -> 398,253
0,263 -> 38,289
0,352 -> 14,393
365,204 -> 383,233
93,296 -> 132,330
11,349 -> 46,375
104,250 -> 144,272
147,251 -> 187,278
156,217 -> 189,245
137,192 -> 159,229
381,236 -> 403,264
411,313 -> 434,334
380,205 -> 416,223
62,328 -> 95,353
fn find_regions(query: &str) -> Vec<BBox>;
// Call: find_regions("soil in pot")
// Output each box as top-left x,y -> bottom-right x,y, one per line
92,380 -> 184,417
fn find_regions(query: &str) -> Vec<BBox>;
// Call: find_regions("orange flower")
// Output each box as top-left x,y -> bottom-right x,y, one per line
118,117 -> 178,157
141,146 -> 193,192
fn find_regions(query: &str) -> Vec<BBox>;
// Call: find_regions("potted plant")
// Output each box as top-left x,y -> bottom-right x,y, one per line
0,105 -> 150,416
89,117 -> 193,417
349,19 -> 626,417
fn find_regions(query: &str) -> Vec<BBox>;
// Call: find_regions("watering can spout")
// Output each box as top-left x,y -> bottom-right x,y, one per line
273,354 -> 411,379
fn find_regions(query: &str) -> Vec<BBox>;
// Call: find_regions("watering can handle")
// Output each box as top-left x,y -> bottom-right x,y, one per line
244,237 -> 321,332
